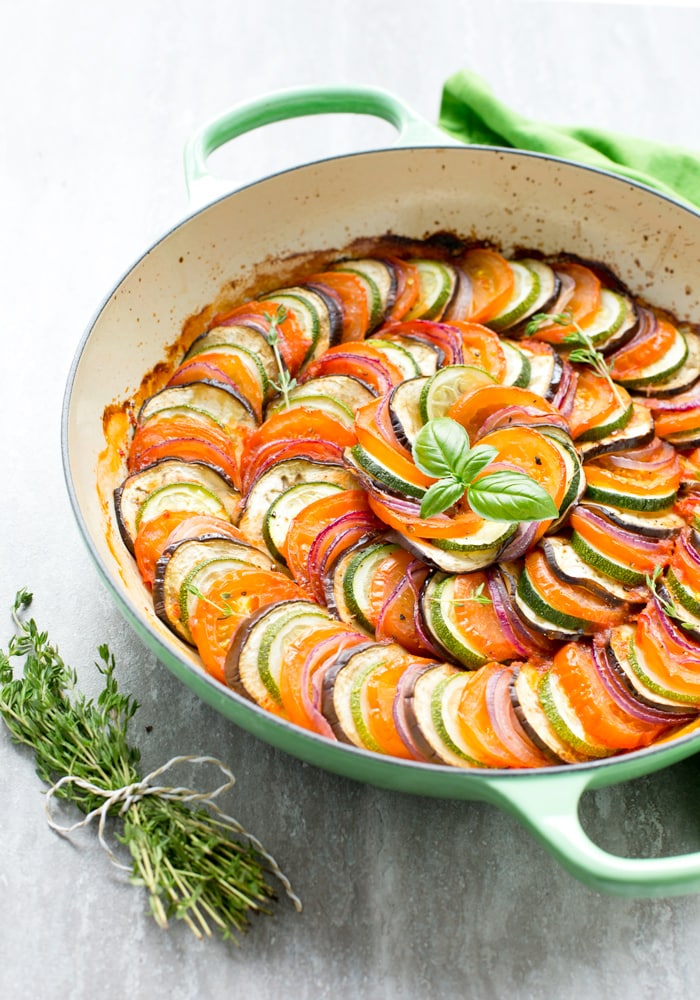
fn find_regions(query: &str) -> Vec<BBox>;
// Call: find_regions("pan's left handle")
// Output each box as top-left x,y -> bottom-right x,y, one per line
183,84 -> 457,209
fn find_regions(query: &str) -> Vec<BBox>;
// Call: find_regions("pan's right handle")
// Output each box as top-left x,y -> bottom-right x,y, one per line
183,84 -> 457,209
482,768 -> 700,898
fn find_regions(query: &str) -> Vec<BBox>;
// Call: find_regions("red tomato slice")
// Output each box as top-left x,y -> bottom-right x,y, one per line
447,384 -> 562,443
386,257 -> 421,321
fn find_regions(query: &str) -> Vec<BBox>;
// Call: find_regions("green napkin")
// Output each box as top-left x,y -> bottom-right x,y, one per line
438,68 -> 700,209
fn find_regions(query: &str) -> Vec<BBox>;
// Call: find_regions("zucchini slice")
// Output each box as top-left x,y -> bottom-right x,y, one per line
538,669 -> 613,758
226,600 -> 325,707
419,364 -> 495,422
399,663 -> 485,767
338,541 -> 403,633
154,535 -> 277,644
137,381 -> 257,435
541,536 -> 645,605
500,339 -> 532,388
320,642 -> 401,749
404,259 -> 458,321
577,402 -> 655,461
114,458 -> 239,553
262,480 -> 346,565
369,339 -> 422,380
289,374 -> 376,413
237,457 -> 359,550
332,258 -> 398,330
185,324 -> 278,387
613,327 -> 688,390
510,664 -> 586,765
488,259 -> 557,332
583,289 -> 638,352
419,572 -> 489,669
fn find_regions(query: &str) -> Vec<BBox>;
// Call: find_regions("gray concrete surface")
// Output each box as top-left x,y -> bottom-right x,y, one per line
2,2 -> 700,997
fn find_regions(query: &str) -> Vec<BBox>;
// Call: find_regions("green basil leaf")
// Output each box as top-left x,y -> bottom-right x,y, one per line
412,418 -> 470,478
419,477 -> 466,519
466,471 -> 558,523
452,444 -> 497,484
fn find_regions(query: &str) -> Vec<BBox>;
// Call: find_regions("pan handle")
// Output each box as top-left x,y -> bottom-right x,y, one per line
481,767 -> 700,897
183,84 -> 455,207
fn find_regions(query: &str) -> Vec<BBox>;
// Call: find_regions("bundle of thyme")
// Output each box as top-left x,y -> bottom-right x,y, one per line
0,589 -> 300,941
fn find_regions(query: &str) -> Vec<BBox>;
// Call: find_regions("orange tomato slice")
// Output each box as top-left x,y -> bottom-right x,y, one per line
567,368 -> 629,439
460,248 -> 515,324
524,548 -> 629,628
386,257 -> 420,321
451,572 -> 521,663
363,652 -> 416,759
449,321 -> 508,381
448,384 -> 561,443
608,317 -> 678,379
308,271 -> 370,342
531,261 -> 601,343
189,568 -> 310,687
475,425 -> 568,510
551,642 -> 664,750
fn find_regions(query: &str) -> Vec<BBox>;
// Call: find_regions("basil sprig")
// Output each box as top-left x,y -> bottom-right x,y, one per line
412,417 -> 559,522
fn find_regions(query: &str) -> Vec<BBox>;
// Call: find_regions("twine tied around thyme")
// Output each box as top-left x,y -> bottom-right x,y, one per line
44,752 -> 302,912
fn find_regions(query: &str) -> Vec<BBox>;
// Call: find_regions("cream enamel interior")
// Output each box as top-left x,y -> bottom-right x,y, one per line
65,143 -> 700,756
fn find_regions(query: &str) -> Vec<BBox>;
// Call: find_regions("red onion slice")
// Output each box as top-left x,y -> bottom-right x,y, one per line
485,667 -> 552,768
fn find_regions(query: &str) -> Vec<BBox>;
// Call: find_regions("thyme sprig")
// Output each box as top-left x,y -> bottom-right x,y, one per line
0,590 -> 300,941
646,565 -> 699,633
525,310 -> 627,409
264,305 -> 297,409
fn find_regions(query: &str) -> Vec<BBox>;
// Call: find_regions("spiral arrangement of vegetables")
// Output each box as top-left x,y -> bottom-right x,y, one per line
113,245 -> 700,769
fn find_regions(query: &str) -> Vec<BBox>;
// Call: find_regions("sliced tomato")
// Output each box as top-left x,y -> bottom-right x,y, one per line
133,510 -> 196,589
450,321 -> 508,381
277,620 -> 354,729
127,415 -> 247,487
188,567 -> 310,687
531,261 -> 601,343
456,664 -> 525,767
168,350 -> 265,419
308,271 -> 370,342
241,439 -> 346,495
363,651 -> 417,759
386,257 -> 420,321
635,605 -> 700,698
447,384 -> 562,443
452,571 -> 522,663
354,397 -> 434,489
567,368 -> 630,439
460,248 -> 515,324
551,642 -> 664,750
375,562 -> 436,656
365,546 -> 417,628
303,343 -> 406,393
584,462 -> 681,500
608,316 -> 679,379
475,425 -> 569,510
239,407 -> 356,476
284,490 -> 377,589
524,548 -> 629,628
653,406 -> 700,439
366,492 -> 486,541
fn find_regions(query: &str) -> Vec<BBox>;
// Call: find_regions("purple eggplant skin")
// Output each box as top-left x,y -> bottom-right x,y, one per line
320,641 -> 378,744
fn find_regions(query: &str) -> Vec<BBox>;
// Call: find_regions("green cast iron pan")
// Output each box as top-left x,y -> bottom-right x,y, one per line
62,85 -> 700,898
